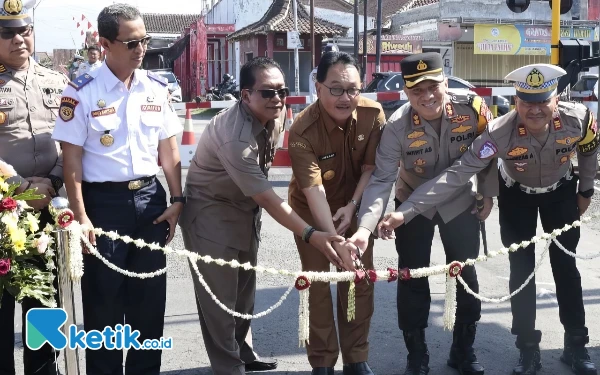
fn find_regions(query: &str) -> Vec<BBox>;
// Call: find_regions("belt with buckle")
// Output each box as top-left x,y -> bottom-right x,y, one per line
83,176 -> 156,191
500,163 -> 572,194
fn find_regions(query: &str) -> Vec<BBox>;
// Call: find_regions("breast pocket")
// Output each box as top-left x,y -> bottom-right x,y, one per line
0,96 -> 16,127
41,87 -> 63,123
89,115 -> 119,148
140,113 -> 164,151
317,158 -> 338,186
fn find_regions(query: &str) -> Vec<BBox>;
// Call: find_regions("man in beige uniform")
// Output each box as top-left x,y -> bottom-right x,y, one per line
288,51 -> 385,375
348,52 -> 498,375
381,64 -> 599,375
179,57 -> 348,375
0,1 -> 69,374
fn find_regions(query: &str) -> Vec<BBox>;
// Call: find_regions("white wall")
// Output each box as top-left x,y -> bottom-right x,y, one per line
303,6 -> 376,37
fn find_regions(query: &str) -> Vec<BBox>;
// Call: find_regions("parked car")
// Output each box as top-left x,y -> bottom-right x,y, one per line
152,69 -> 182,103
570,73 -> 598,115
364,72 -> 510,119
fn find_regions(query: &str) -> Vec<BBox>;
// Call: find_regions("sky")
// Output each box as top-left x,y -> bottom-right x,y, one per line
31,0 -> 205,53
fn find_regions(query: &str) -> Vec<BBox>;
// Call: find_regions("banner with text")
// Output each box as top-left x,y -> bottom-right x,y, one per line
358,35 -> 423,55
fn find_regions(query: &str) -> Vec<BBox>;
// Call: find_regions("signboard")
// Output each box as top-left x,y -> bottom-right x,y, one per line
206,24 -> 235,33
358,35 -> 423,55
287,31 -> 302,49
474,24 -> 597,55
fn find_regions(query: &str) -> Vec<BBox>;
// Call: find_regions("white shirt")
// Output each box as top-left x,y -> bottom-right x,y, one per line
76,61 -> 102,77
308,67 -> 317,103
52,63 -> 183,182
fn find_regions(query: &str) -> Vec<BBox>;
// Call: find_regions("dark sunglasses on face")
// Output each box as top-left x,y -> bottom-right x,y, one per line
247,87 -> 290,99
114,35 -> 151,50
0,25 -> 33,40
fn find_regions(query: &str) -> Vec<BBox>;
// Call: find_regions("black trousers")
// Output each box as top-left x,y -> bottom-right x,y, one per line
81,178 -> 169,375
0,209 -> 60,375
394,199 -> 482,331
498,172 -> 586,345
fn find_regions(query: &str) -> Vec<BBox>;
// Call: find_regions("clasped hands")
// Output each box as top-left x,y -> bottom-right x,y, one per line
16,176 -> 56,210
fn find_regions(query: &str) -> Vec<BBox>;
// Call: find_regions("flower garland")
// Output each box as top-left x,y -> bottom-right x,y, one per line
443,262 -> 463,330
295,276 -> 310,347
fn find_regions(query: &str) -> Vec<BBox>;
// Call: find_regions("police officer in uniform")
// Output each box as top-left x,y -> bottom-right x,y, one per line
52,4 -> 183,374
76,45 -> 102,77
288,51 -> 385,375
179,56 -> 347,375
348,52 -> 498,375
382,64 -> 599,375
0,0 -> 69,373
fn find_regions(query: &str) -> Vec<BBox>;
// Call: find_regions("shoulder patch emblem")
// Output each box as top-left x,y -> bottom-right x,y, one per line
59,97 -> 79,122
68,74 -> 94,91
578,113 -> 599,154
478,141 -> 498,159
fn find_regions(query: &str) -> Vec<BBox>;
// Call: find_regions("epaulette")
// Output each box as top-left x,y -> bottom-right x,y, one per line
68,73 -> 94,91
292,103 -> 319,135
147,71 -> 168,86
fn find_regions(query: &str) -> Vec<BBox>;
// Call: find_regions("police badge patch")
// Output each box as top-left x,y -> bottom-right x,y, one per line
59,97 -> 79,122
478,141 -> 498,159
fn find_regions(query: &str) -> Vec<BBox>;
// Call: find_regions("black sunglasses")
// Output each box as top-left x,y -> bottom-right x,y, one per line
114,35 -> 151,50
0,25 -> 33,40
247,87 -> 290,99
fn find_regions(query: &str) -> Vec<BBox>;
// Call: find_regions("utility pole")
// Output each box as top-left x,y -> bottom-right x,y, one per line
375,0 -> 382,72
353,0 -> 358,59
292,0 -> 300,95
551,0 -> 561,65
363,0 -> 368,84
310,0 -> 314,69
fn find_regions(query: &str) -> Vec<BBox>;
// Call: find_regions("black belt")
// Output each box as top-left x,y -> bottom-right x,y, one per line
83,176 -> 156,191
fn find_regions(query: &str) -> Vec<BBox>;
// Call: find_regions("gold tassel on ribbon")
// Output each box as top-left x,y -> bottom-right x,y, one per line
347,280 -> 356,322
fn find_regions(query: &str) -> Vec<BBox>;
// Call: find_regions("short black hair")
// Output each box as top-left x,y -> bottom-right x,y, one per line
87,45 -> 101,53
239,57 -> 284,90
97,3 -> 142,42
316,51 -> 360,83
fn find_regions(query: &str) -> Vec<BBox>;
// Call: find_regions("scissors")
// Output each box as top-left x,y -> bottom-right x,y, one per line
352,244 -> 369,285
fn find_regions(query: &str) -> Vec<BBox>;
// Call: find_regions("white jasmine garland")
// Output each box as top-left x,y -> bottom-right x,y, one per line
298,288 -> 310,347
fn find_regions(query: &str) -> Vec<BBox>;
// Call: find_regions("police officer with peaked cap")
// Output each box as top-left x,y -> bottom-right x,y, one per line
0,0 -> 70,374
347,52 -> 497,375
388,64 -> 599,375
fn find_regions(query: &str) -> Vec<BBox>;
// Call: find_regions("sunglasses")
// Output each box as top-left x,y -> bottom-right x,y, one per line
247,87 -> 290,99
0,25 -> 33,40
114,35 -> 151,50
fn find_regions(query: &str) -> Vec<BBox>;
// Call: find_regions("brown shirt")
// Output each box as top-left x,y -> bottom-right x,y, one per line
178,102 -> 284,251
288,96 -> 385,220
0,58 -> 67,182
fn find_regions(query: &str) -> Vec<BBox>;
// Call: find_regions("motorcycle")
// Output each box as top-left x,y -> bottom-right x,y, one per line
206,77 -> 240,101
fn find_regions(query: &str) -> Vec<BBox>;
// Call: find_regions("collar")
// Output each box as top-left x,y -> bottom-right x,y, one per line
0,56 -> 36,76
318,100 -> 357,133
100,63 -> 140,92
240,102 -> 273,137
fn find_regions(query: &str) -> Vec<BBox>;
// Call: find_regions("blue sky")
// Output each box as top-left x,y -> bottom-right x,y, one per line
32,0 -> 205,53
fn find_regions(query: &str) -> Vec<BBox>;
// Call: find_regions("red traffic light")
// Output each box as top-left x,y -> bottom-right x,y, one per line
548,0 -> 573,14
506,0 -> 530,13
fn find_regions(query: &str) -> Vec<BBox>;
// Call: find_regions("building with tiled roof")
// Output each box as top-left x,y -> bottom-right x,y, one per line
142,13 -> 201,34
298,0 -> 353,13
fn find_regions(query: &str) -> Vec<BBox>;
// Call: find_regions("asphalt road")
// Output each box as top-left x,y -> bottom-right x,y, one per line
11,110 -> 600,375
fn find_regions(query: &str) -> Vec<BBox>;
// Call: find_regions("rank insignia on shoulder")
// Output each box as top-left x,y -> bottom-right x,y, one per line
0,65 -> 6,74
147,71 -> 168,86
68,74 -> 94,91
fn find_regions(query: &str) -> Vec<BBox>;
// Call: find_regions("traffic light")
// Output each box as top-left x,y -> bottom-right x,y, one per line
548,0 -> 573,14
506,0 -> 530,13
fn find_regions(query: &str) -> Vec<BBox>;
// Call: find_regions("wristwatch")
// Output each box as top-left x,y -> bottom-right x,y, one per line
578,188 -> 594,199
170,196 -> 187,204
47,174 -> 63,193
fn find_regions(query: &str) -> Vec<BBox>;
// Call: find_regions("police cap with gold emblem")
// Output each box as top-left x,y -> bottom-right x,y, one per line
505,63 -> 566,102
401,52 -> 445,89
0,0 -> 34,28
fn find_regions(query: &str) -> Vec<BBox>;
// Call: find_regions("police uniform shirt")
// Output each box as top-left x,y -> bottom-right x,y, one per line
288,96 -> 385,216
51,63 -> 182,183
179,102 -> 284,251
358,93 -> 498,232
0,57 -> 67,181
394,102 -> 599,217
76,61 -> 102,77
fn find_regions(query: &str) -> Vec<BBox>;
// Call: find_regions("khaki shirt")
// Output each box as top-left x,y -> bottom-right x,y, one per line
288,97 -> 385,221
396,101 -> 599,216
0,58 -> 67,183
178,102 -> 284,251
359,93 -> 498,232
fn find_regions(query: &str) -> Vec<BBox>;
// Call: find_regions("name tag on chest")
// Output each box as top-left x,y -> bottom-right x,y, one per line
318,152 -> 336,161
141,105 -> 161,112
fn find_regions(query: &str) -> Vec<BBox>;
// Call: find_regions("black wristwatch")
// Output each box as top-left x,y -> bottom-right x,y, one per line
170,196 -> 187,204
47,174 -> 63,193
578,188 -> 594,199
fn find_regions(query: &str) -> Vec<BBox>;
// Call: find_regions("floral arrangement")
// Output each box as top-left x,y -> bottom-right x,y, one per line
0,161 -> 57,308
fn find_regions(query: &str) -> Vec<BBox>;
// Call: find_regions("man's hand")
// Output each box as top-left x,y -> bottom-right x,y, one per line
76,213 -> 95,254
471,197 -> 494,221
332,203 -> 356,235
332,240 -> 356,272
26,176 -> 52,187
577,194 -> 592,216
377,212 -> 404,239
153,203 -> 184,245
347,227 -> 371,256
26,183 -> 56,210
308,231 -> 349,270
